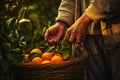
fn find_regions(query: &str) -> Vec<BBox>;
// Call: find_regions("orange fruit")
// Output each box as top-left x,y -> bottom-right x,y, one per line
63,53 -> 71,61
42,52 -> 54,61
31,57 -> 43,64
24,54 -> 30,63
54,53 -> 62,57
50,52 -> 55,56
30,48 -> 42,55
42,60 -> 51,64
51,55 -> 63,63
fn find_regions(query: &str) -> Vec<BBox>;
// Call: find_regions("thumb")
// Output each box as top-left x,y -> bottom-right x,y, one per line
44,29 -> 49,41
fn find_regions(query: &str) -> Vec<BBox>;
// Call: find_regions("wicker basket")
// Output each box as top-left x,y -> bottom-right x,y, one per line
12,44 -> 88,80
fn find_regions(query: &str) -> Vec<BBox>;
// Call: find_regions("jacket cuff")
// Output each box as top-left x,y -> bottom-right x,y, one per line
86,4 -> 105,23
56,11 -> 74,26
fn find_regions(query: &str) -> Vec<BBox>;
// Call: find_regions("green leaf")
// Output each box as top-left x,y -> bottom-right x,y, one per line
28,53 -> 41,61
6,53 -> 15,61
19,18 -> 30,23
19,18 -> 32,32
59,48 -> 70,58
18,6 -> 27,19
6,17 -> 16,31
47,46 -> 55,52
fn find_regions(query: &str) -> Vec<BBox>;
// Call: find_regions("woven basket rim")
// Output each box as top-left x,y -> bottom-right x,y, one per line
13,51 -> 88,69
13,50 -> 88,80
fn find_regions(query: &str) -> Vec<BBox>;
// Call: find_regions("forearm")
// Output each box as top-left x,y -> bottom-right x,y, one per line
75,12 -> 93,29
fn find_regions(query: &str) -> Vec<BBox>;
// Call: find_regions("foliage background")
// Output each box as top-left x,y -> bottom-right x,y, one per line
0,0 -> 61,80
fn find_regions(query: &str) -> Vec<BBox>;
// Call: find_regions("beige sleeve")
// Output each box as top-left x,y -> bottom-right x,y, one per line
56,0 -> 75,26
85,4 -> 105,23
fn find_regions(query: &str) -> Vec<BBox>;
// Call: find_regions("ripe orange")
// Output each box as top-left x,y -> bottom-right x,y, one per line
31,57 -> 43,64
30,48 -> 42,55
63,53 -> 71,61
42,52 -> 54,61
50,52 -> 55,56
54,53 -> 62,57
51,55 -> 63,63
42,60 -> 51,64
24,54 -> 30,63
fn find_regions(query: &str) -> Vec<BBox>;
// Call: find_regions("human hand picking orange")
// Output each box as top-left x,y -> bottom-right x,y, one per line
44,22 -> 66,44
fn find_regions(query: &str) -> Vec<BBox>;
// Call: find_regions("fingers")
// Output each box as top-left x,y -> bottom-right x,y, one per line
44,28 -> 63,44
48,37 -> 60,44
47,38 -> 57,44
65,28 -> 81,44
76,33 -> 81,44
65,28 -> 76,42
45,34 -> 60,44
64,29 -> 71,42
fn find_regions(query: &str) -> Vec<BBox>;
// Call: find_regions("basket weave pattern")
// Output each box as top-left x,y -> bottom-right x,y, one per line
13,45 -> 88,80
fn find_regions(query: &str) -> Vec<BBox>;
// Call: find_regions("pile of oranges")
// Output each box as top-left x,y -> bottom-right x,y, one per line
24,48 -> 70,64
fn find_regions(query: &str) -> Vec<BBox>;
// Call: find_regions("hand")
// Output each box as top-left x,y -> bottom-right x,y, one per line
44,22 -> 66,44
64,13 -> 92,44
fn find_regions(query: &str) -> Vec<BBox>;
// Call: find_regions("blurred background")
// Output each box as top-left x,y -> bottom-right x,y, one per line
0,0 -> 61,80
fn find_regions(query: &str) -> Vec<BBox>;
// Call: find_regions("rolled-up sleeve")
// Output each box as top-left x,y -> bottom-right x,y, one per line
56,0 -> 75,26
86,0 -> 120,22
85,4 -> 105,22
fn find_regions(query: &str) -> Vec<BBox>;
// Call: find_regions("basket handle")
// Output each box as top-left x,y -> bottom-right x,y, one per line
70,42 -> 87,60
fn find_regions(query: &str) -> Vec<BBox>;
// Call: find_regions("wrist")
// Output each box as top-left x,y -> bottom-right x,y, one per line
56,20 -> 68,27
55,21 -> 67,30
81,13 -> 93,24
74,12 -> 93,30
